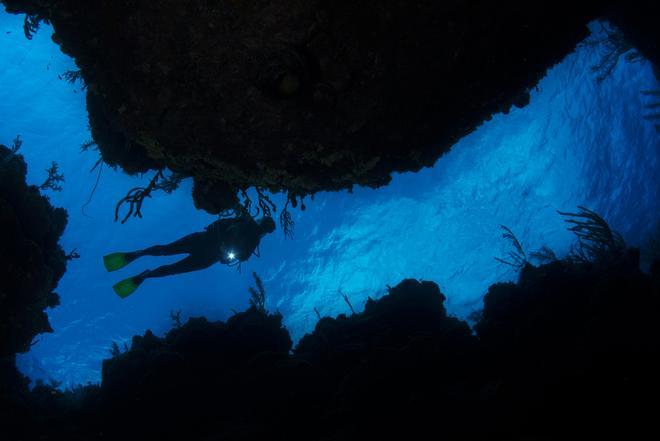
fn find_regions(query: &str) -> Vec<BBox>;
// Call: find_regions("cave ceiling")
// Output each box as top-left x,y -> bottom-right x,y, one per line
2,0 -> 657,214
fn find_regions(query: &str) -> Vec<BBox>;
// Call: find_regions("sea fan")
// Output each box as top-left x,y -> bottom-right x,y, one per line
558,206 -> 625,262
248,272 -> 266,313
494,225 -> 527,269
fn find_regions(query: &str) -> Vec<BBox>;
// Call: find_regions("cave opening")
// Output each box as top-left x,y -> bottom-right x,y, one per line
0,10 -> 658,393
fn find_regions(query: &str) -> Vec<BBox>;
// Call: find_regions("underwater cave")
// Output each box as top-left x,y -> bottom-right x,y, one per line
1,1 -> 659,440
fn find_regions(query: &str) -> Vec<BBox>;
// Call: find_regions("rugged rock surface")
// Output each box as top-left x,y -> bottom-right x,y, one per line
1,0 -> 619,213
0,144 -> 67,358
606,1 -> 660,74
2,258 -> 659,440
0,143 -> 68,437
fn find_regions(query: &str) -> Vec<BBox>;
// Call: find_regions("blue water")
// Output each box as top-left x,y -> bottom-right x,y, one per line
1,12 -> 658,387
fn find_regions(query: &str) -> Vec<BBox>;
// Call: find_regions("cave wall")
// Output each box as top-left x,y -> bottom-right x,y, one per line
273,24 -> 660,339
605,0 -> 659,75
0,144 -> 67,358
1,0 -> 606,212
0,143 -> 68,433
4,259 -> 660,440
2,11 -> 658,386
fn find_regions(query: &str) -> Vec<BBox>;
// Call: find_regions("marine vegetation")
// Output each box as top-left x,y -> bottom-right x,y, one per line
1,242 -> 659,440
248,272 -> 267,313
22,12 -> 45,40
497,207 -> 623,271
169,309 -> 182,328
494,225 -> 528,269
529,245 -> 558,264
109,342 -> 121,358
219,189 -> 298,239
65,248 -> 80,260
114,170 -> 185,223
339,289 -> 356,315
79,139 -> 105,217
279,197 -> 296,239
39,161 -> 64,192
1,0 -> 619,216
494,225 -> 557,268
558,205 -> 626,262
586,23 -> 643,83
1,135 -> 22,166
60,69 -> 85,89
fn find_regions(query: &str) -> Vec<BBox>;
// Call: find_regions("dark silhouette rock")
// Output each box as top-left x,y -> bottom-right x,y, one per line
1,0 -> 616,212
0,144 -> 67,358
2,258 -> 660,440
476,254 -> 660,439
0,143 -> 68,438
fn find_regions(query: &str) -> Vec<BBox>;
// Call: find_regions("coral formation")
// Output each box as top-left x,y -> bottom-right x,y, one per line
39,161 -> 65,192
586,23 -> 644,82
114,169 -> 185,223
248,272 -> 267,313
0,2 -> 658,439
605,0 -> 660,77
0,143 -> 68,358
558,205 -> 626,262
0,143 -> 68,438
477,249 -> 659,438
1,0 -> 618,213
494,225 -> 528,269
2,247 -> 658,439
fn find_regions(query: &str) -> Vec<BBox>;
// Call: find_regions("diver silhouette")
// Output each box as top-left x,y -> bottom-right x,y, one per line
104,216 -> 276,298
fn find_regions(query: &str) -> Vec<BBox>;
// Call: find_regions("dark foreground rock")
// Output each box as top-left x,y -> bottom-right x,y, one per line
2,252 -> 659,440
1,0 -> 633,213
0,144 -> 67,357
0,143 -> 68,439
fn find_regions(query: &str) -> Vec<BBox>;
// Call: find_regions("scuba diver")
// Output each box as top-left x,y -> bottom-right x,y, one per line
103,216 -> 276,298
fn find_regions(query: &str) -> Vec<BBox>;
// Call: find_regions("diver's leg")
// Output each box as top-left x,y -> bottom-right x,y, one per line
113,254 -> 214,299
134,232 -> 206,258
111,235 -> 220,298
106,233 -> 205,273
141,253 -> 217,279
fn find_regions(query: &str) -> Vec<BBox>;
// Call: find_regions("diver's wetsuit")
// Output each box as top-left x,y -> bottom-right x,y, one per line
132,217 -> 263,280
106,216 -> 275,298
